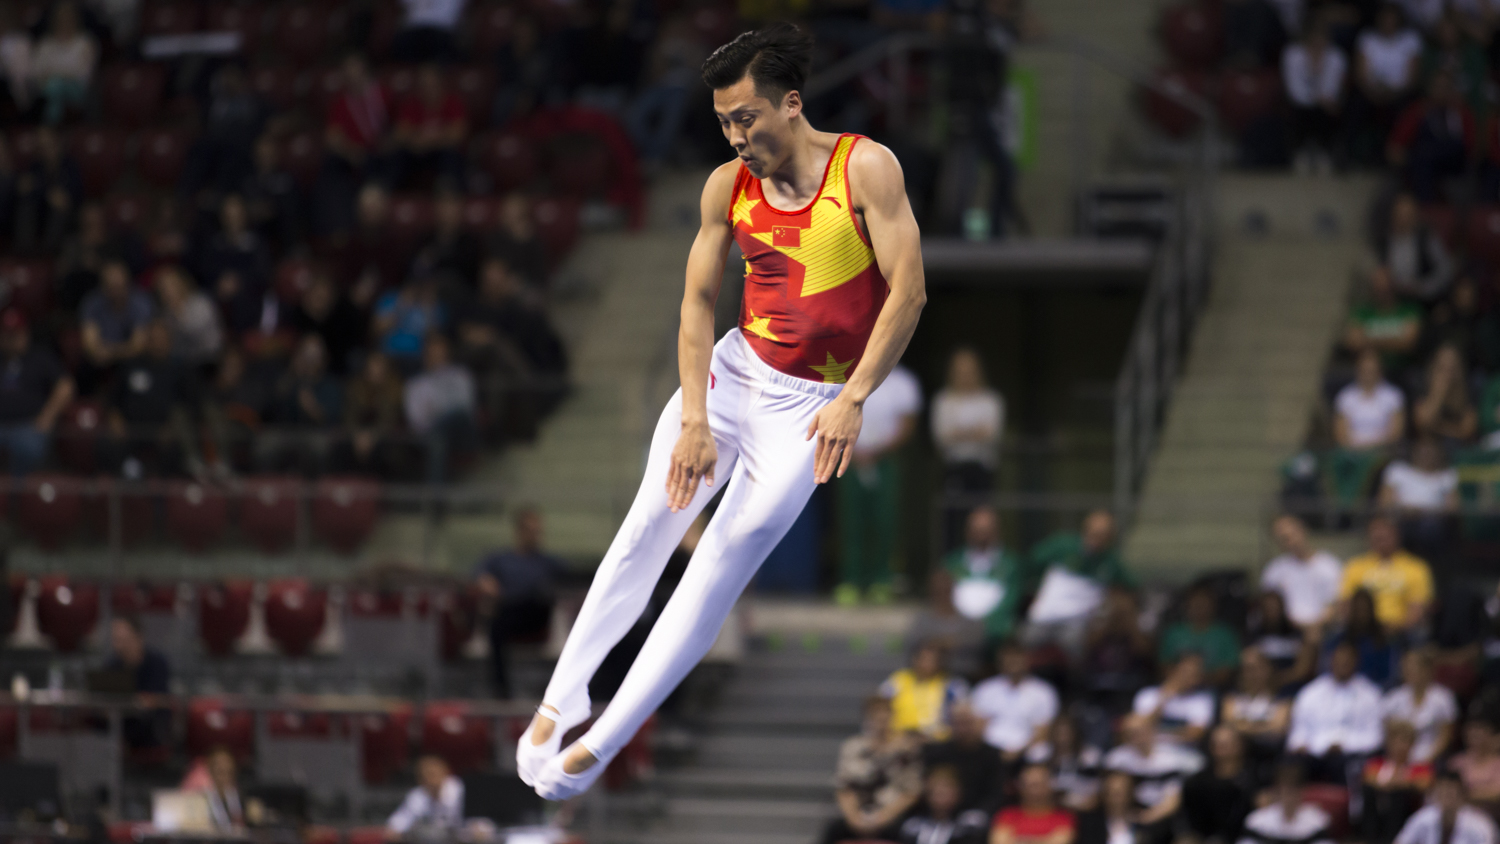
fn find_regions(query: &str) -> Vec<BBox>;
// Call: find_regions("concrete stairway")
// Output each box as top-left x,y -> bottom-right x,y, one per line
1122,174 -> 1378,581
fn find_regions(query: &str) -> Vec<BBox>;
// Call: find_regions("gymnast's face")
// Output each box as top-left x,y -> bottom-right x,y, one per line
714,75 -> 801,180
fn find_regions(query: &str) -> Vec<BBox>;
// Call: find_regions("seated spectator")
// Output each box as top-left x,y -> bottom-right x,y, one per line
1364,720 -> 1434,844
1388,71 -> 1475,201
199,746 -> 245,831
1134,653 -> 1215,748
1414,344 -> 1478,442
412,190 -> 481,291
1382,438 -> 1459,567
391,63 -> 467,190
392,0 -> 466,63
1034,716 -> 1104,812
258,335 -> 342,476
1383,648 -> 1458,763
1337,348 -> 1408,446
1379,193 -> 1455,303
1081,588 -> 1157,717
822,696 -> 923,844
1246,591 -> 1316,686
1103,715 -> 1202,842
1344,272 -> 1424,370
924,702 -> 1004,814
1284,14 -> 1347,173
100,321 -> 199,478
403,334 -> 477,484
487,193 -> 549,289
1158,585 -> 1241,687
143,197 -> 188,268
473,506 -> 565,698
1327,587 -> 1403,685
15,124 -> 80,252
0,5 -> 31,112
1241,764 -> 1332,844
1262,513 -> 1344,630
906,568 -> 988,679
29,1 -> 94,125
105,615 -> 170,749
970,640 -> 1059,765
460,256 -> 568,424
931,347 -> 1004,548
897,765 -> 991,844
387,754 -> 464,837
239,134 -> 300,252
941,504 -> 1026,644
324,54 -> 392,186
1288,638 -> 1385,784
197,194 -> 273,336
0,309 -> 72,476
1353,5 -> 1423,161
334,351 -> 410,480
992,765 -> 1076,844
183,65 -> 267,202
1181,726 -> 1257,844
1450,719 -> 1500,816
80,260 -> 154,391
1025,510 -> 1134,658
627,15 -> 707,167
1224,646 -> 1293,779
880,639 -> 969,741
328,184 -> 411,307
375,274 -> 446,372
154,265 -> 223,370
1074,771 -> 1140,844
56,202 -> 122,311
1341,515 -> 1435,633
1392,772 -> 1499,844
293,273 -> 366,376
200,347 -> 264,476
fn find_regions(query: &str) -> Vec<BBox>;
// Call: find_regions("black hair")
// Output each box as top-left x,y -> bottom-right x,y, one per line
701,23 -> 814,105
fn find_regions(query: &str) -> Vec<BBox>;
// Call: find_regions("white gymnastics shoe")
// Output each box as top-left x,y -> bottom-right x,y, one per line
533,741 -> 609,801
516,704 -> 573,787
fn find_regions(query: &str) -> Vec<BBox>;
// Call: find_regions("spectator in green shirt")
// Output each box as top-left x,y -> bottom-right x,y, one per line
1158,584 -> 1242,687
1021,509 -> 1134,658
1343,266 -> 1423,372
941,505 -> 1025,645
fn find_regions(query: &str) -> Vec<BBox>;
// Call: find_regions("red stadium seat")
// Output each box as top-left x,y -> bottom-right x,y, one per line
381,66 -> 418,101
1302,784 -> 1351,839
533,196 -> 582,266
35,576 -> 99,652
453,66 -> 495,126
86,478 -> 157,546
1144,68 -> 1211,138
360,704 -> 412,784
277,3 -> 343,65
103,64 -> 167,127
304,65 -> 346,110
1216,68 -> 1282,135
186,698 -> 254,761
249,63 -> 297,112
106,193 -> 150,233
0,259 -> 54,323
347,828 -> 390,844
139,0 -> 202,36
21,474 -> 83,552
70,127 -> 127,197
437,588 -> 478,661
0,706 -> 15,759
312,477 -> 380,554
264,578 -> 327,657
549,133 -> 612,199
460,196 -> 496,230
348,587 -> 404,617
1467,205 -> 1500,267
421,702 -> 492,774
476,131 -> 538,192
366,0 -> 404,57
136,127 -> 193,188
387,194 -> 436,247
468,2 -> 516,55
165,482 -> 228,552
281,130 -> 324,189
198,580 -> 253,656
1160,2 -> 1224,69
268,710 -> 337,737
273,257 -> 317,305
205,2 -> 266,53
239,476 -> 300,555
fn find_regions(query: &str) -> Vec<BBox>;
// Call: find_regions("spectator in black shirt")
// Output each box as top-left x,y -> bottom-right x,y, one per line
1077,772 -> 1143,844
239,134 -> 301,253
14,125 -> 81,252
411,191 -> 481,292
923,701 -> 1003,814
197,194 -> 273,335
183,64 -> 268,202
105,615 -> 171,748
200,347 -> 266,476
293,273 -> 366,376
461,256 -> 568,427
99,321 -> 198,478
896,765 -> 991,844
0,308 -> 74,476
474,506 -> 568,698
258,335 -> 342,476
1182,726 -> 1258,844
487,194 -> 549,289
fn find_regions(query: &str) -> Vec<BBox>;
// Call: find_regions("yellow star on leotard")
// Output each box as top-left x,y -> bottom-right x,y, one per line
809,352 -> 853,384
744,310 -> 779,341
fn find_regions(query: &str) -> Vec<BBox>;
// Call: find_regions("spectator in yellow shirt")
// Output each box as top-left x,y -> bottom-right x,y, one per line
1340,516 -> 1434,632
878,640 -> 970,741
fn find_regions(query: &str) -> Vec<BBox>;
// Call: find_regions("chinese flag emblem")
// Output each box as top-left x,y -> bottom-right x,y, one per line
772,226 -> 802,248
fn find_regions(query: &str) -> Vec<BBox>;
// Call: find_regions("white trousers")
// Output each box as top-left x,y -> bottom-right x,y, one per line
542,330 -> 840,760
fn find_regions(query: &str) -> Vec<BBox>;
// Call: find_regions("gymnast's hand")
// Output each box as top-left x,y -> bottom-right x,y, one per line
667,419 -> 718,512
807,394 -> 863,484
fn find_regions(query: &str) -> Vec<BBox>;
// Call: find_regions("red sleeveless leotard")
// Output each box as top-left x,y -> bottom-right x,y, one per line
728,133 -> 889,384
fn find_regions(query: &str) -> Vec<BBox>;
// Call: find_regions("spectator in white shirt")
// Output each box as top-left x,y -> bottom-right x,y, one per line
1336,350 -> 1406,450
1394,773 -> 1500,844
1261,514 -> 1344,630
931,347 -> 1004,548
1241,763 -> 1333,844
836,364 -> 922,607
1382,648 -> 1458,763
969,640 -> 1060,766
0,4 -> 31,112
1288,639 -> 1385,784
388,754 -> 465,836
30,1 -> 95,125
1103,714 -> 1203,834
1356,5 -> 1424,109
403,334 -> 477,485
1283,15 -> 1347,173
1133,653 -> 1216,748
392,0 -> 467,63
1381,438 -> 1460,563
